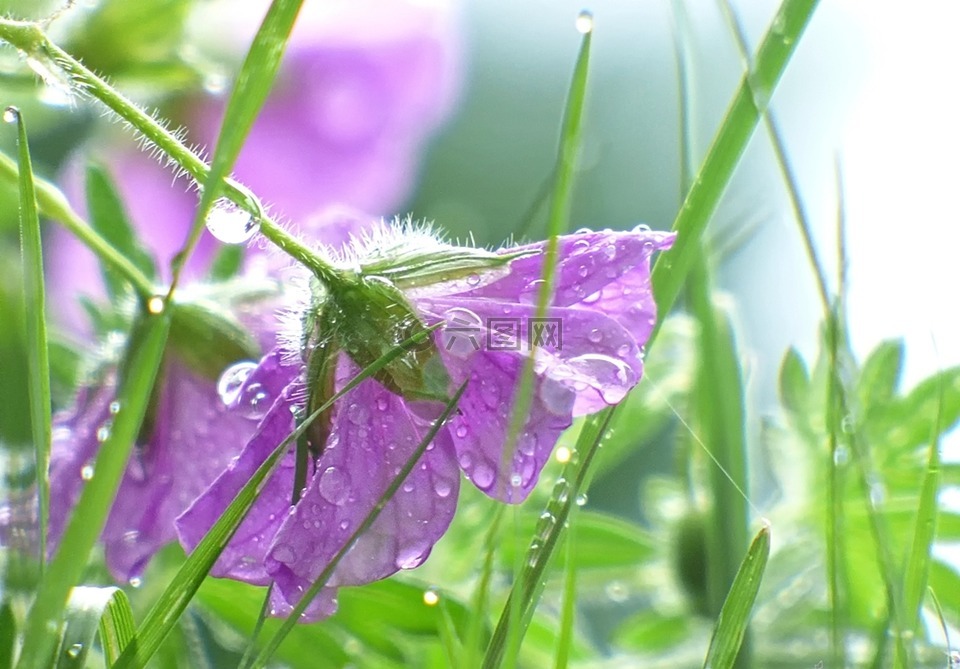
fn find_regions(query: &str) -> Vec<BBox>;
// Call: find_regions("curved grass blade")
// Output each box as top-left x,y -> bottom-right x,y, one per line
701,524 -> 770,669
248,382 -> 468,668
650,0 -> 821,341
17,308 -> 170,669
1,600 -> 14,669
9,106 -> 51,575
170,0 -> 304,289
53,587 -> 134,668
114,325 -> 442,668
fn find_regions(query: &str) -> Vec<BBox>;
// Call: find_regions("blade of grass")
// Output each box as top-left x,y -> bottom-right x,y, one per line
462,505 -> 503,667
98,589 -> 136,666
169,0 -> 303,292
17,307 -> 170,669
650,0 -> 821,342
248,382 -> 468,668
701,524 -> 770,669
553,501 -> 578,669
114,324 -> 443,668
482,408 -> 615,669
896,370 -> 943,666
1,600 -> 14,669
52,587 -> 132,668
9,106 -> 51,575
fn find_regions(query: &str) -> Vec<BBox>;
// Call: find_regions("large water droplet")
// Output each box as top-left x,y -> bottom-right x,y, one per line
66,643 -> 83,658
206,198 -> 259,244
318,466 -> 350,504
588,328 -> 603,343
575,10 -> 594,34
472,460 -> 495,490
217,361 -> 258,406
568,353 -> 637,403
434,476 -> 453,498
2,106 -> 19,123
346,402 -> 370,427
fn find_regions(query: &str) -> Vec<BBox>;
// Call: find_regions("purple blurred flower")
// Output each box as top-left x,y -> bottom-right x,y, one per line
176,222 -> 674,619
47,0 -> 461,329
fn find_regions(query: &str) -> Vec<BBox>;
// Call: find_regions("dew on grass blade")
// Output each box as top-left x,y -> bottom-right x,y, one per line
423,588 -> 439,606
575,9 -> 594,34
206,198 -> 260,244
2,106 -> 18,123
147,296 -> 165,314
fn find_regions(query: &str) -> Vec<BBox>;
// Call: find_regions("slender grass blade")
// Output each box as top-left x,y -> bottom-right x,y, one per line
53,586 -> 133,668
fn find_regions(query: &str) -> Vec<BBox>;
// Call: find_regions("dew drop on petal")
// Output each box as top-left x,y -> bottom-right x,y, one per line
471,460 -> 495,490
455,424 -> 468,439
433,476 -> 453,498
588,328 -> 603,343
376,396 -> 389,411
395,541 -> 430,569
318,466 -> 350,505
617,343 -> 631,358
205,198 -> 260,244
217,361 -> 258,406
510,473 -> 523,488
466,273 -> 481,286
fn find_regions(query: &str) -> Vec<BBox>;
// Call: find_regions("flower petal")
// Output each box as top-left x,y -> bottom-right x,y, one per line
175,349 -> 303,584
265,357 -> 459,616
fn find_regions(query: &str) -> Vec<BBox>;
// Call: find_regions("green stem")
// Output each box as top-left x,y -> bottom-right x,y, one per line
0,16 -> 341,287
0,151 -> 154,300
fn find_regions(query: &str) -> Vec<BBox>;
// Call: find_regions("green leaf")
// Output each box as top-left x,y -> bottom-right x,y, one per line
85,163 -> 157,299
778,347 -> 810,418
857,339 -> 904,414
926,560 -> 960,628
880,367 -> 960,455
209,244 -> 244,282
53,586 -> 133,668
701,525 -> 770,669
11,105 -> 52,573
17,308 -> 170,669
614,612 -> 692,652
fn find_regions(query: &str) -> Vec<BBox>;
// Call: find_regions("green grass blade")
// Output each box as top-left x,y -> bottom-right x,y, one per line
53,587 -> 132,668
114,324 -> 443,668
825,307 -> 847,666
553,503 -> 578,669
17,308 -> 170,669
897,378 -> 943,664
650,0 -> 820,339
462,506 -> 503,667
98,590 -> 135,666
171,0 -> 303,286
482,408 -> 615,669
249,382 -> 468,668
9,106 -> 51,576
701,524 -> 770,669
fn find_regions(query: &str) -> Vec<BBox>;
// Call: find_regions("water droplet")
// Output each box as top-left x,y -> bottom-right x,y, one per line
617,343 -> 631,358
206,198 -> 259,244
588,328 -> 603,343
346,402 -> 370,427
632,223 -> 652,233
602,244 -> 616,260
81,463 -> 95,480
122,530 -> 140,545
318,466 -> 350,504
339,519 -> 350,531
605,580 -> 629,603
536,511 -> 556,537
128,576 -> 143,588
568,353 -> 637,404
403,480 -> 415,493
582,290 -> 601,304
423,588 -> 440,606
65,643 -> 83,658
575,493 -> 588,507
3,106 -> 19,123
146,296 -> 165,314
395,541 -> 429,569
833,446 -> 849,466
237,382 -> 270,420
433,476 -> 453,498
109,401 -> 121,415
96,423 -> 111,443
555,446 -> 572,464
577,265 -> 589,278
217,360 -> 257,406
272,543 -> 297,564
455,424 -> 468,438
471,460 -> 495,490
510,473 -> 522,488
840,414 -> 855,434
552,478 -> 569,503
376,396 -> 389,411
575,10 -> 594,34
466,273 -> 481,286
203,71 -> 228,94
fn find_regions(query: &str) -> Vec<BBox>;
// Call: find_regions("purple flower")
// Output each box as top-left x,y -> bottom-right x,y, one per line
47,0 -> 461,330
176,222 -> 674,619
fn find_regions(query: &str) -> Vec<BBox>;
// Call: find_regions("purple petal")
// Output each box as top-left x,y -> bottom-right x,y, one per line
265,357 -> 459,617
176,349 -> 303,584
455,229 -> 674,344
